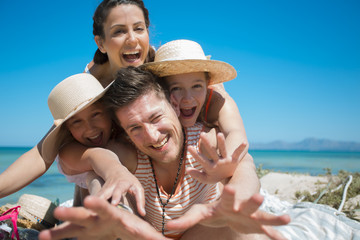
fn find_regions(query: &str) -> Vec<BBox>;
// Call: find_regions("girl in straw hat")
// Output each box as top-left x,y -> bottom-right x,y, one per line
143,39 -> 254,184
1,73 -> 145,215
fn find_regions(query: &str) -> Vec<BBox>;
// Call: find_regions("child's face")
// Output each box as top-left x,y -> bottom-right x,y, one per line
165,72 -> 207,127
65,102 -> 112,147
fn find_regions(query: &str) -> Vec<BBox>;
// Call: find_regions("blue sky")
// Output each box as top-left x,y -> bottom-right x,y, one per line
0,0 -> 359,146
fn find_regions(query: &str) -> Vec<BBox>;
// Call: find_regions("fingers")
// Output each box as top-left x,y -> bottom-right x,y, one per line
188,145 -> 214,168
262,225 -> 288,240
39,222 -> 84,240
216,132 -> 227,159
186,167 -> 207,182
130,185 -> 146,216
231,142 -> 247,162
199,132 -> 220,163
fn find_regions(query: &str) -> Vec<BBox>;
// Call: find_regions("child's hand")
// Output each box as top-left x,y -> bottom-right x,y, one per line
187,132 -> 247,184
95,167 -> 146,216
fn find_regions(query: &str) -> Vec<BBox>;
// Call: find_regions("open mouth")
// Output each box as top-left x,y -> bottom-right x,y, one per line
88,132 -> 103,146
180,107 -> 196,118
123,51 -> 141,63
152,135 -> 169,150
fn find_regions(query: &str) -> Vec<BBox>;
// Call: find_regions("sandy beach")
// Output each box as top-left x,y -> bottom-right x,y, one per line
260,172 -> 360,221
260,172 -> 329,203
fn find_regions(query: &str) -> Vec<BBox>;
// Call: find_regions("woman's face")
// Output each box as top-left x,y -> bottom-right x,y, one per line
165,72 -> 208,127
96,4 -> 150,74
65,102 -> 112,148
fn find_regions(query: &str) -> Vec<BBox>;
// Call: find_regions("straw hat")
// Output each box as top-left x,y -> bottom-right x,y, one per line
142,39 -> 237,85
4,194 -> 59,229
41,73 -> 112,162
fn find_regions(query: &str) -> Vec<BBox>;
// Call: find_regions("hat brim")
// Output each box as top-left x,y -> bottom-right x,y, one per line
41,81 -> 114,163
143,59 -> 237,85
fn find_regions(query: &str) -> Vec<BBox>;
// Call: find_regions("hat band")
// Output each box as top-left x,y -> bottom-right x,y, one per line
53,97 -> 93,125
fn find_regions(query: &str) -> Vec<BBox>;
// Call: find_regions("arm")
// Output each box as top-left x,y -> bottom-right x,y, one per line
0,145 -> 51,198
59,141 -> 145,215
206,84 -> 249,157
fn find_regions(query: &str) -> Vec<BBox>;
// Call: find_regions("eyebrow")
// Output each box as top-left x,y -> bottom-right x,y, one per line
110,21 -> 145,29
125,110 -> 161,131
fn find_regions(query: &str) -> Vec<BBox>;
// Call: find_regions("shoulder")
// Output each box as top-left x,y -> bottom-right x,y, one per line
106,139 -> 138,173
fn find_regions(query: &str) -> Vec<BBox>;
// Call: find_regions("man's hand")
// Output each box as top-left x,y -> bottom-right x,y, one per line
166,185 -> 290,240
39,196 -> 169,240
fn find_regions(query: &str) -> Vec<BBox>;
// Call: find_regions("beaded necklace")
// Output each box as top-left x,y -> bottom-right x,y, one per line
149,131 -> 186,235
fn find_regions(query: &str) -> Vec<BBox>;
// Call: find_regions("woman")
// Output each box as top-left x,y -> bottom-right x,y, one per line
0,0 -> 154,201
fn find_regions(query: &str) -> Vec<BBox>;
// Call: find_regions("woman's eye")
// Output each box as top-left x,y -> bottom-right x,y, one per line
114,29 -> 125,35
135,27 -> 144,32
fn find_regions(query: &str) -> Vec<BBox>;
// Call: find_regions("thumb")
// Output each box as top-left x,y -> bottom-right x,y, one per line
186,167 -> 208,183
166,203 -> 210,231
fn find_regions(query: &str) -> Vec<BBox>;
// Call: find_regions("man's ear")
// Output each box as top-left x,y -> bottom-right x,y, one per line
170,94 -> 180,117
95,35 -> 106,53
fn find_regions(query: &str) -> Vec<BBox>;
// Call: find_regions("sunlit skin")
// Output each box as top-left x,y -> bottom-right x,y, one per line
114,91 -> 184,184
65,102 -> 112,148
165,72 -> 208,127
95,4 -> 150,75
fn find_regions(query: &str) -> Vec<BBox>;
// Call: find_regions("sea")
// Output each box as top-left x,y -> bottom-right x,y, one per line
0,147 -> 359,206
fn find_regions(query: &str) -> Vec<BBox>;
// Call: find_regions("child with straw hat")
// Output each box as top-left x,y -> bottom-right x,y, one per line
143,39 -> 252,183
1,73 -> 144,213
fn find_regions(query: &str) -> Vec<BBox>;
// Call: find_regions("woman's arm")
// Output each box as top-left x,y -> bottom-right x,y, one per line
0,145 -> 51,198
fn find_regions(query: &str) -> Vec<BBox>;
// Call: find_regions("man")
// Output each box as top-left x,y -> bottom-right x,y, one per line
39,67 -> 289,240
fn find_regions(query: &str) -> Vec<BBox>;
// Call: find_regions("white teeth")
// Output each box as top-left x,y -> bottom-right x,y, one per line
124,51 -> 139,55
152,136 -> 169,149
89,134 -> 100,140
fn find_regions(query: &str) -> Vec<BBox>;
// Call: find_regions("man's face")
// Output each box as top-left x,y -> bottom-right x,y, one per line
115,91 -> 183,163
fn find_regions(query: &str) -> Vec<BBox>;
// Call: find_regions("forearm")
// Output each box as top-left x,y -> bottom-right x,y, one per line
224,130 -> 249,158
227,153 -> 260,199
83,148 -> 129,181
0,146 -> 49,198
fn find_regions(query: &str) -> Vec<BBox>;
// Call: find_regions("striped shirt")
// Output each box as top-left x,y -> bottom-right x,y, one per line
134,122 -> 221,238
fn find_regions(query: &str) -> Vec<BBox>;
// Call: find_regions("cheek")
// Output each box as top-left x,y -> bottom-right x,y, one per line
171,92 -> 183,103
68,127 -> 83,143
195,91 -> 207,106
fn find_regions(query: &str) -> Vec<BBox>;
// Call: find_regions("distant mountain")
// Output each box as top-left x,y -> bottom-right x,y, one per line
250,138 -> 360,152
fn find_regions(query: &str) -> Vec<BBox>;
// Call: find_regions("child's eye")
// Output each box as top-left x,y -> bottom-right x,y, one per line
170,87 -> 181,92
193,84 -> 203,89
92,111 -> 102,118
69,119 -> 81,128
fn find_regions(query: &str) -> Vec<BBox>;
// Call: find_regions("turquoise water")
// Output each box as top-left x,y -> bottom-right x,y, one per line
0,147 -> 359,206
250,150 -> 360,175
0,147 -> 74,206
